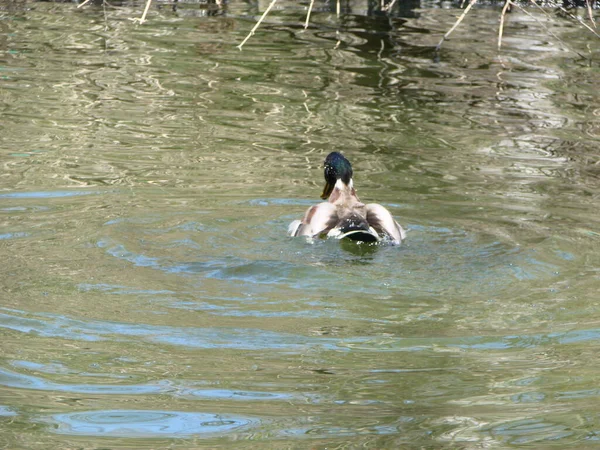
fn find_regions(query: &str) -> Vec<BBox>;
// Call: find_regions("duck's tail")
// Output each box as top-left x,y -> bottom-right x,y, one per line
327,213 -> 380,243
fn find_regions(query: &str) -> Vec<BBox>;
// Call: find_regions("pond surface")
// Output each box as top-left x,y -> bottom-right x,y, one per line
1,0 -> 600,447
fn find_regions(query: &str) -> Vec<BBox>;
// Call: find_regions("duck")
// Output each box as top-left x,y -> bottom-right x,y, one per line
288,152 -> 405,245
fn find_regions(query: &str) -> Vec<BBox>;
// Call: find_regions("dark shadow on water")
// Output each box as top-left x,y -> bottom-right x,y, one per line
338,238 -> 382,258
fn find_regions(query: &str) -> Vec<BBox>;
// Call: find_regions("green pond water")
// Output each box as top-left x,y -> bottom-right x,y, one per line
1,0 -> 600,447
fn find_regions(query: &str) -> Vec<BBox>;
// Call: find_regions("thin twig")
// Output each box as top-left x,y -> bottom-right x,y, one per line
498,0 -> 511,50
529,0 -> 599,47
436,0 -> 478,51
512,0 -> 586,57
237,0 -> 278,50
585,0 -> 596,28
77,0 -> 91,9
304,0 -> 315,29
559,6 -> 600,38
336,0 -> 340,18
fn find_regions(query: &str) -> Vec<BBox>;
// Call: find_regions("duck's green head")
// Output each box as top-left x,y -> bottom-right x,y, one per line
321,152 -> 353,200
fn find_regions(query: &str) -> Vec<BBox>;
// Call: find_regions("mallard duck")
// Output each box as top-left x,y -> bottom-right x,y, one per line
288,152 -> 405,245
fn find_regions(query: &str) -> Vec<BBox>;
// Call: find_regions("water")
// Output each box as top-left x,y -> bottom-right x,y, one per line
1,0 -> 600,447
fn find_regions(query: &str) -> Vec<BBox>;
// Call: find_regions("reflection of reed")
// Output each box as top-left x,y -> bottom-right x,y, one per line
70,0 -> 598,53
437,0 -> 598,53
0,21 -> 7,53
237,0 -> 403,49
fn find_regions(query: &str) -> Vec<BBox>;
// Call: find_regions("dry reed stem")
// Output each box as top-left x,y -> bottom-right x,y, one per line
559,6 -> 600,38
237,0 -> 279,50
382,0 -> 398,13
585,0 -> 596,28
336,0 -> 341,17
77,0 -> 91,9
128,0 -> 152,24
436,0 -> 478,50
529,0 -> 599,44
102,0 -> 108,30
139,0 -> 152,24
512,0 -> 585,57
498,0 -> 511,49
304,0 -> 316,29
377,38 -> 385,61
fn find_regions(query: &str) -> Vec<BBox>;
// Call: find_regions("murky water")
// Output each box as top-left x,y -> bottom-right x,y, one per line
1,0 -> 600,447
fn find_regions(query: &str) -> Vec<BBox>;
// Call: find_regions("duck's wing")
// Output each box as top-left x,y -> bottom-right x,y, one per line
288,202 -> 338,238
365,203 -> 405,245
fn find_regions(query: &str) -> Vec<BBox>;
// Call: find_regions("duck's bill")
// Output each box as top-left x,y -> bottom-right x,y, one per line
320,181 -> 334,200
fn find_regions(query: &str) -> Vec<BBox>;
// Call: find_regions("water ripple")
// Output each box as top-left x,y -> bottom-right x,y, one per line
0,307 -> 345,351
37,409 -> 258,438
0,366 -> 298,401
0,190 -> 104,199
3,307 -> 600,353
0,232 -> 29,240
98,208 -> 564,301
0,367 -> 163,395
485,418 -> 574,445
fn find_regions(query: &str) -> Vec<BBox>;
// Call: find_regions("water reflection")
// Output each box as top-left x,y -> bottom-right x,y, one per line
0,366 -> 299,401
0,406 -> 17,417
1,0 -> 600,448
485,418 -> 574,445
38,409 -> 257,437
0,190 -> 103,199
5,306 -> 600,353
0,307 -> 346,350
